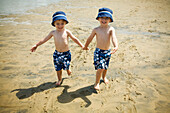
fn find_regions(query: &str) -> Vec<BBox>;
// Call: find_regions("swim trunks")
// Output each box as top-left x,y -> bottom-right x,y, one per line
53,50 -> 71,71
94,48 -> 111,70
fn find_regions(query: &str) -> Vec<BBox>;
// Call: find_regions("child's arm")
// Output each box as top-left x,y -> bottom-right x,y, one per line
83,29 -> 96,50
111,27 -> 118,54
67,30 -> 84,49
30,31 -> 53,52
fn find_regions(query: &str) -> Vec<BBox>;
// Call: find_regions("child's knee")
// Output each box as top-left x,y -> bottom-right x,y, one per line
97,69 -> 104,72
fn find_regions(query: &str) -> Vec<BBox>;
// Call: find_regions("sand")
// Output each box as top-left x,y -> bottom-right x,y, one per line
0,0 -> 170,113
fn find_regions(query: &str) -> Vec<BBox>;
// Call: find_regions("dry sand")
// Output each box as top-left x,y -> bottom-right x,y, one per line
0,0 -> 170,113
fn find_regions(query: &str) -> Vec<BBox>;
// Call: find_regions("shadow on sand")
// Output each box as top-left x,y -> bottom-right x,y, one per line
11,78 -> 70,99
57,85 -> 97,107
11,81 -> 58,99
11,77 -> 98,107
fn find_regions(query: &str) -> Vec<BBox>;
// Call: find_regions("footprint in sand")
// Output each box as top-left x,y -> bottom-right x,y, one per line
129,45 -> 137,51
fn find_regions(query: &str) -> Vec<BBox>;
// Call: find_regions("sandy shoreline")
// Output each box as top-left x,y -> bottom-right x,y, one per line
0,0 -> 170,112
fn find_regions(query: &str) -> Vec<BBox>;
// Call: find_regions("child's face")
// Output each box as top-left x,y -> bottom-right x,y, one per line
98,17 -> 111,26
54,20 -> 66,31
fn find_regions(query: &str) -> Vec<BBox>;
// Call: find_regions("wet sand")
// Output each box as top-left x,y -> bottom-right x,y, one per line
0,0 -> 170,112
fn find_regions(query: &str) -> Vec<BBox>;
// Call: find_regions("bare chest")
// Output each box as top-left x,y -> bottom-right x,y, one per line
96,29 -> 111,40
53,32 -> 68,42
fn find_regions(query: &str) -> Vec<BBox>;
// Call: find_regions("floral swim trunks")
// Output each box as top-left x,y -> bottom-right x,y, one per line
94,48 -> 111,70
53,50 -> 71,71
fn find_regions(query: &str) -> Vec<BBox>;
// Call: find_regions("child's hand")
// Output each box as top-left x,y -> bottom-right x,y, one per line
111,47 -> 118,54
30,45 -> 37,52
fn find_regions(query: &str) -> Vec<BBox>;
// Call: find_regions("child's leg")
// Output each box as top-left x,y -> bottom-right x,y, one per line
102,69 -> 109,84
66,69 -> 72,76
56,70 -> 62,86
94,69 -> 104,90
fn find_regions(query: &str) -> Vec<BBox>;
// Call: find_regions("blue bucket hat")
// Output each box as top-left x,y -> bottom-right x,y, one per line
96,8 -> 114,22
51,11 -> 69,27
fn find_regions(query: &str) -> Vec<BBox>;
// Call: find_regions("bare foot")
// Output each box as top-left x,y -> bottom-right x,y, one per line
56,80 -> 62,86
67,69 -> 72,76
103,77 -> 109,84
94,83 -> 100,90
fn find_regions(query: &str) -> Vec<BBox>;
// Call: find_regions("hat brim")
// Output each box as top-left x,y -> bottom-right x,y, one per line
51,16 -> 69,26
96,13 -> 113,22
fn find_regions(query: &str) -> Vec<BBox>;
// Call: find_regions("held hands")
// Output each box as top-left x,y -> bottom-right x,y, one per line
111,47 -> 118,54
83,46 -> 89,50
30,45 -> 38,52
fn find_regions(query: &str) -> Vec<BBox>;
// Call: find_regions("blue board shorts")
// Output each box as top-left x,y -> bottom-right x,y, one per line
53,50 -> 71,71
94,48 -> 111,70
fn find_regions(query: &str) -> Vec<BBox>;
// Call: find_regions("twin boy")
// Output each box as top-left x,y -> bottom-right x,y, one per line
31,8 -> 118,90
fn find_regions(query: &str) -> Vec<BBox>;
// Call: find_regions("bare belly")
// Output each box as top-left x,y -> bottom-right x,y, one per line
55,45 -> 69,52
96,44 -> 110,50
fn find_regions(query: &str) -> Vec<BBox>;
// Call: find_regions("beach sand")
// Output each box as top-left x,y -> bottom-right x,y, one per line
0,0 -> 170,112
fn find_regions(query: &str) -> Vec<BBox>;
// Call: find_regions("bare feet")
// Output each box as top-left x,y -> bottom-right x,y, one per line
94,83 -> 100,90
103,77 -> 109,84
56,80 -> 62,86
67,69 -> 72,76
